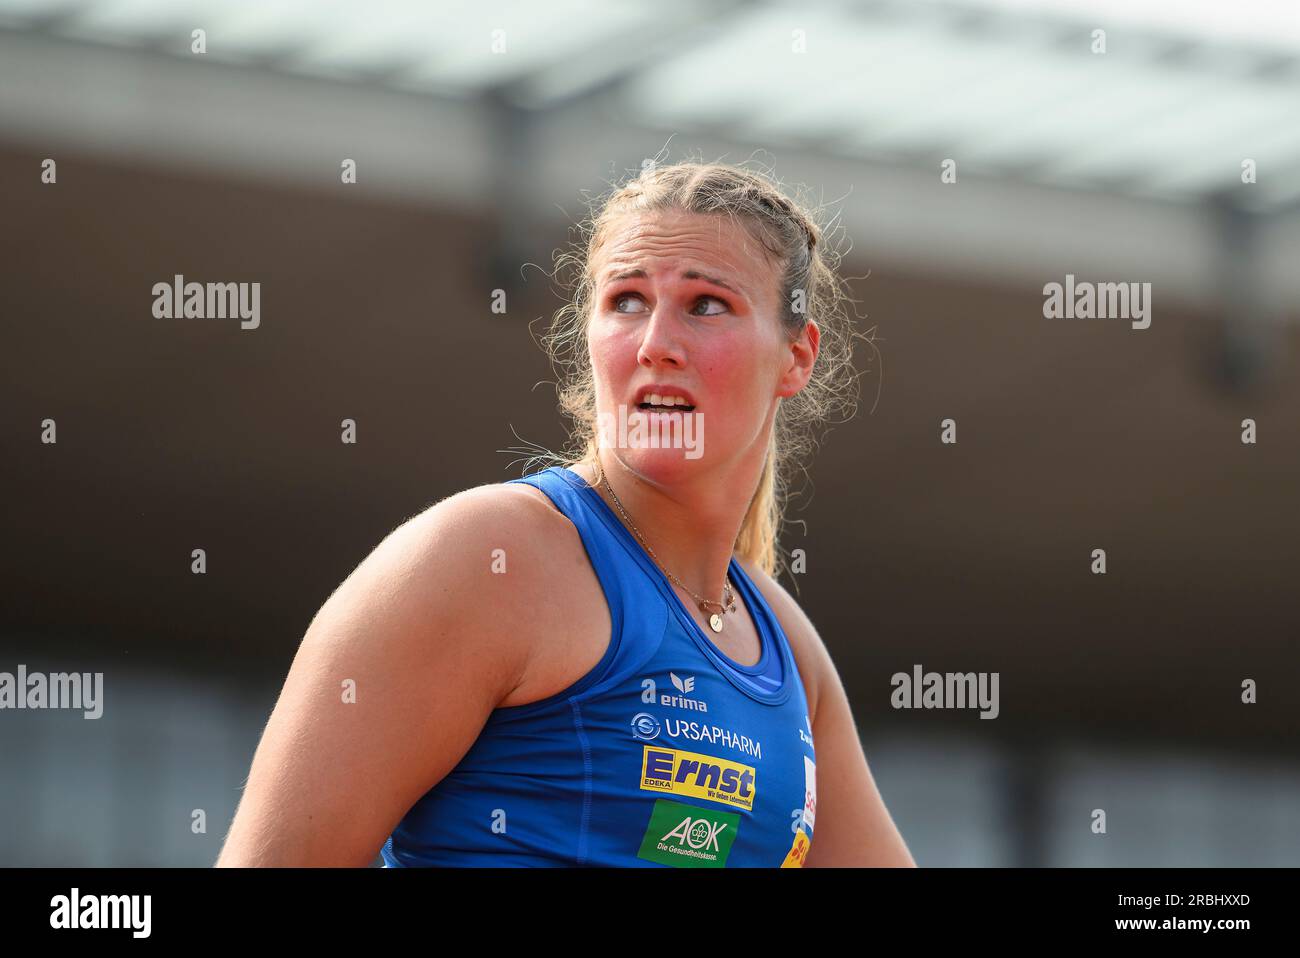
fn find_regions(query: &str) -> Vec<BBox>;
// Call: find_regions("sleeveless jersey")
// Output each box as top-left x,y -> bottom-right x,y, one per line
380,465 -> 817,867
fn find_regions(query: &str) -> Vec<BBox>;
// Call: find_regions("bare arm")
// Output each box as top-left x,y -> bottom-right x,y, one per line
215,485 -> 553,867
800,647 -> 916,867
741,562 -> 916,867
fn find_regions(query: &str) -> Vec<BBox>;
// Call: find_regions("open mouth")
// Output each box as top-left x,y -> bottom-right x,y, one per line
637,401 -> 696,413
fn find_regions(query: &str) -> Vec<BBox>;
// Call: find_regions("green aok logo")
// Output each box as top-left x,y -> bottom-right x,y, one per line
637,799 -> 741,868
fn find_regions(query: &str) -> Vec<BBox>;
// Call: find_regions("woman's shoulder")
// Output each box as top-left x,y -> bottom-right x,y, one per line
405,476 -> 591,597
299,477 -> 586,690
217,480 -> 582,865
388,478 -> 579,587
385,478 -> 605,707
406,477 -> 567,533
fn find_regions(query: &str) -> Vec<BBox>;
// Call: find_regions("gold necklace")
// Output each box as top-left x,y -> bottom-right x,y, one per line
592,457 -> 737,633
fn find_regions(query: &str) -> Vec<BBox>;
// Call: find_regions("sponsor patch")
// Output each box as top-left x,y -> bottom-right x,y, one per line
639,745 -> 756,810
802,755 -> 817,831
640,675 -> 710,712
630,712 -> 661,741
637,799 -> 740,868
799,713 -> 814,748
781,827 -> 811,867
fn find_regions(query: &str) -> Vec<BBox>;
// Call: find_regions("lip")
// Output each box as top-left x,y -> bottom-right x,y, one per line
632,384 -> 699,409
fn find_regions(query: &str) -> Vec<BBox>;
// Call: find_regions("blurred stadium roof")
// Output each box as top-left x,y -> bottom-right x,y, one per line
2,0 -> 1299,308
3,0 -> 1298,209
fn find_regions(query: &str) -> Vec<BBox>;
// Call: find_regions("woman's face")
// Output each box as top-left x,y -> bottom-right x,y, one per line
587,209 -> 819,486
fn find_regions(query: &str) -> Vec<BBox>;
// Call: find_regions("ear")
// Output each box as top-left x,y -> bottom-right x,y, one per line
775,320 -> 820,399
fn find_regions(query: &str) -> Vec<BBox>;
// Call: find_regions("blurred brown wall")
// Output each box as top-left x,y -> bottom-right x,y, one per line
2,143 -> 1295,749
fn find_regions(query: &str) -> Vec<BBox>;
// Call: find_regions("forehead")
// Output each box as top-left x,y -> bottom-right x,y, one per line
592,210 -> 777,296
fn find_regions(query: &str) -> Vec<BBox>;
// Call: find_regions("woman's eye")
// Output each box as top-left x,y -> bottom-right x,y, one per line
609,292 -> 728,315
691,296 -> 728,316
612,292 -> 646,313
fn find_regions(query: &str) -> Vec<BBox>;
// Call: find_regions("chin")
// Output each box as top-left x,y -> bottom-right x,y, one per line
616,447 -> 704,486
597,405 -> 709,481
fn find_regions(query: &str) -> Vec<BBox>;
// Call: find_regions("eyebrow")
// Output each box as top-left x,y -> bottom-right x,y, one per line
604,268 -> 744,297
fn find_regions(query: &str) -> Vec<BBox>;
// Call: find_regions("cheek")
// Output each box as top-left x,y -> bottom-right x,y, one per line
695,326 -> 782,397
587,320 -> 636,394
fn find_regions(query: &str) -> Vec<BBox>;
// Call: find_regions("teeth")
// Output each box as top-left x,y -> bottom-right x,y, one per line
642,394 -> 690,407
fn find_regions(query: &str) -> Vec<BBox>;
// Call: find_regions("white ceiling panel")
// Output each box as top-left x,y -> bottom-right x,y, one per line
0,0 -> 1294,211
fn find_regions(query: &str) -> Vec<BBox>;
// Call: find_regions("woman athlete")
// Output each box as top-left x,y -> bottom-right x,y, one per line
216,161 -> 915,867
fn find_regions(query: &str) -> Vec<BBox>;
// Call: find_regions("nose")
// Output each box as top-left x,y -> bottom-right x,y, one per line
635,302 -> 686,369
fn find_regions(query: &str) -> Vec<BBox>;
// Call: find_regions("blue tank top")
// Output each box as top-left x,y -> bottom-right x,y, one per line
380,465 -> 817,867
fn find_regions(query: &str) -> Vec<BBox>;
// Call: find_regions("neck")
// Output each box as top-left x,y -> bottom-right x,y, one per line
581,441 -> 769,605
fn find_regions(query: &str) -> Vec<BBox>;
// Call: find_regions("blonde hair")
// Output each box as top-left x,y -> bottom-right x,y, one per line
529,157 -> 865,579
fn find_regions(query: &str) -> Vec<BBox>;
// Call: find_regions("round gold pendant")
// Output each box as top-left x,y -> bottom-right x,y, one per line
709,613 -> 723,633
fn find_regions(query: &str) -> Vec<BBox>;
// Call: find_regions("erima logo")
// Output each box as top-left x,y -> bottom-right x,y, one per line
638,673 -> 709,713
665,672 -> 704,711
640,745 -> 756,810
